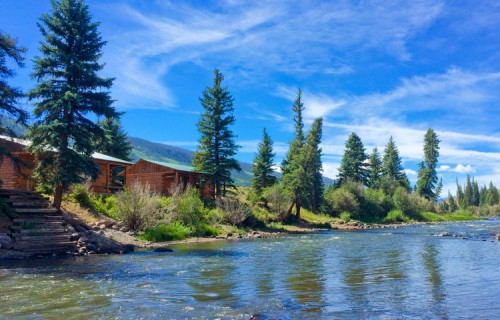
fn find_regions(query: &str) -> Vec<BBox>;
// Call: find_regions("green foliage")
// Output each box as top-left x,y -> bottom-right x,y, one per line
302,118 -> 324,212
324,186 -> 360,217
166,188 -> 207,227
216,197 -> 251,226
95,116 -> 132,161
115,182 -> 162,231
382,136 -> 407,189
193,69 -> 241,197
139,223 -> 191,242
384,210 -> 411,223
340,211 -> 351,222
367,147 -> 383,188
417,129 -> 440,200
263,184 -> 292,221
337,132 -> 368,185
71,184 -> 93,208
0,32 -> 28,142
362,188 -> 392,219
251,128 -> 278,196
28,0 -> 117,209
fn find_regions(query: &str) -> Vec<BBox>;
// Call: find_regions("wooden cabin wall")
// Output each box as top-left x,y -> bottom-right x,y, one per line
0,153 -> 36,190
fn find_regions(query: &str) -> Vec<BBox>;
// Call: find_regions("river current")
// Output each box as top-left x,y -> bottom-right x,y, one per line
1,219 -> 499,319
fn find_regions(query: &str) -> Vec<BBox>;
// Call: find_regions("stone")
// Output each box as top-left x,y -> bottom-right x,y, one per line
70,233 -> 81,241
111,224 -> 119,230
0,233 -> 14,250
496,234 -> 500,241
154,247 -> 174,253
119,227 -> 129,232
99,224 -> 107,230
438,232 -> 452,237
78,235 -> 89,243
92,225 -> 100,231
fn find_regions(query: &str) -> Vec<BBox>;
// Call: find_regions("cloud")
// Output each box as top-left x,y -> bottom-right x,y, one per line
437,164 -> 476,174
96,0 -> 445,109
404,169 -> 417,176
322,162 -> 340,179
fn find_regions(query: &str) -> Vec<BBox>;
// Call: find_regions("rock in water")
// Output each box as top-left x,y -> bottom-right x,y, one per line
154,247 -> 174,253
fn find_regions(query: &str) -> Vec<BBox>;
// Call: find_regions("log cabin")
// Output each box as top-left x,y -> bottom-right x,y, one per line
126,159 -> 213,198
0,135 -> 132,194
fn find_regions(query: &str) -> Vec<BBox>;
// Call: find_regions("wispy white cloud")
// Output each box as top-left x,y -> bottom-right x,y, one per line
404,169 -> 417,176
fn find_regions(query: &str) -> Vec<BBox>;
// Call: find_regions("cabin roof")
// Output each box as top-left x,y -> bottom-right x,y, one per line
143,159 -> 199,173
0,135 -> 132,165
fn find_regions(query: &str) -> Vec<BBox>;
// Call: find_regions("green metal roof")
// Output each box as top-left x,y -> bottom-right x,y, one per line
92,152 -> 133,165
145,159 -> 200,173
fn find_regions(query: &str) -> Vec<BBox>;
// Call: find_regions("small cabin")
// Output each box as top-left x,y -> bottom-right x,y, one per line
126,159 -> 213,198
0,135 -> 132,194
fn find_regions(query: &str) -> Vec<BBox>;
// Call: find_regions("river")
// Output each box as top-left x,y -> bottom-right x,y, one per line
1,219 -> 499,319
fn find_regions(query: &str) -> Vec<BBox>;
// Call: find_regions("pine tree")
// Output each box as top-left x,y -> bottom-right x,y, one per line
367,147 -> 383,188
0,32 -> 28,157
417,128 -> 440,200
251,128 -> 277,196
95,115 -> 132,161
447,191 -> 457,212
281,89 -> 308,219
434,177 -> 443,201
464,175 -> 473,207
487,181 -> 499,206
456,179 -> 466,209
28,0 -> 117,210
302,117 -> 324,212
480,185 -> 488,206
193,69 -> 241,197
382,136 -> 406,187
337,132 -> 368,185
281,89 -> 304,175
472,179 -> 480,207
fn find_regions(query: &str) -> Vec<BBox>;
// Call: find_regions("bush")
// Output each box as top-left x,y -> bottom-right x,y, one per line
216,197 -> 251,226
193,223 -> 221,237
340,211 -> 351,222
263,184 -> 292,221
363,188 -> 391,219
115,182 -> 162,231
166,187 -> 207,227
139,222 -> 191,242
71,184 -> 93,208
384,209 -> 411,223
325,187 -> 360,217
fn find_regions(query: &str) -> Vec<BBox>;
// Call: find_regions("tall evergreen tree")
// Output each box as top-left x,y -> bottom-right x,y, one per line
464,175 -> 473,207
367,147 -> 383,188
281,89 -> 304,175
251,128 -> 277,196
480,185 -> 488,206
95,116 -> 132,161
434,177 -> 443,201
28,0 -> 117,210
382,136 -> 406,187
193,69 -> 241,197
337,132 -> 368,185
281,89 -> 308,219
0,32 -> 28,157
456,179 -> 466,209
447,191 -> 457,212
303,117 -> 324,212
472,179 -> 480,207
417,128 -> 440,200
487,181 -> 499,206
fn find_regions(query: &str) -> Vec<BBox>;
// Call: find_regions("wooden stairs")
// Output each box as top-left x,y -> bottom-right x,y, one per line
0,190 -> 77,255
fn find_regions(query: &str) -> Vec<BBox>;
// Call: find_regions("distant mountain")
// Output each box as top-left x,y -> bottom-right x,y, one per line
128,136 -> 334,187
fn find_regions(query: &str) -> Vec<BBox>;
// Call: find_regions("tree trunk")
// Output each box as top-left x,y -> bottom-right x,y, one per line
295,199 -> 301,220
53,183 -> 64,211
286,198 -> 296,218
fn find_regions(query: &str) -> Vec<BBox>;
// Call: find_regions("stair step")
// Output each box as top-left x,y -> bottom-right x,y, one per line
14,228 -> 70,234
14,241 -> 76,250
14,208 -> 58,214
8,201 -> 50,208
13,234 -> 71,241
13,217 -> 65,223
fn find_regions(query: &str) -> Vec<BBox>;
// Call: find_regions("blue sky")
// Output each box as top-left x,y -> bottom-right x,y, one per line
1,0 -> 499,195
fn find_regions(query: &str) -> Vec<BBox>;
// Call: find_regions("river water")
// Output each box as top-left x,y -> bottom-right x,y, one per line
1,219 -> 499,319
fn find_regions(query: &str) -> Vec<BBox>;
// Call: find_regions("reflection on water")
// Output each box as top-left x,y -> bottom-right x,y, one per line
0,219 -> 499,319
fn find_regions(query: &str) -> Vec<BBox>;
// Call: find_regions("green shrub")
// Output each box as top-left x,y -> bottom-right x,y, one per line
115,182 -> 162,231
167,188 -> 207,226
384,209 -> 411,223
325,187 -> 360,217
193,223 -> 221,237
216,197 -> 251,226
363,188 -> 391,219
263,184 -> 292,221
139,222 -> 191,242
340,211 -> 351,222
71,184 -> 93,208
